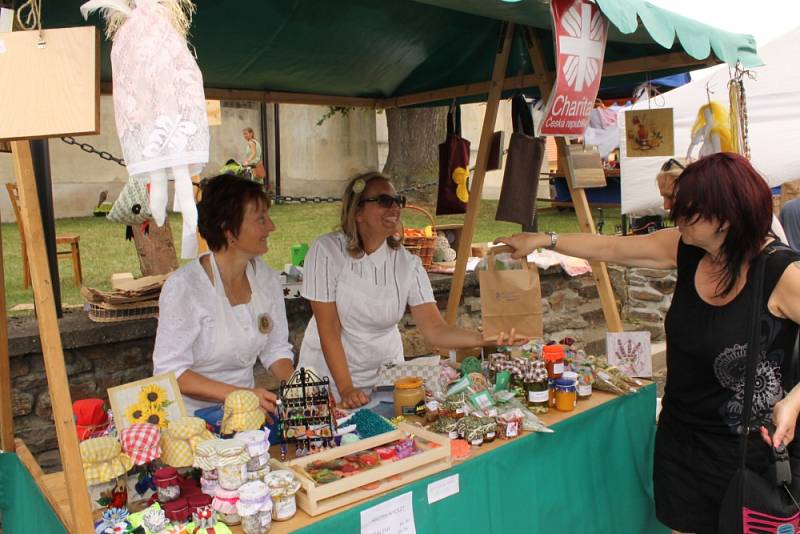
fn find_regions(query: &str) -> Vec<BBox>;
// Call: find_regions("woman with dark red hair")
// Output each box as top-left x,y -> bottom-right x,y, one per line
496,152 -> 800,533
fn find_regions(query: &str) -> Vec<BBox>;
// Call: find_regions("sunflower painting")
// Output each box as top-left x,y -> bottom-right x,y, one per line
108,372 -> 186,431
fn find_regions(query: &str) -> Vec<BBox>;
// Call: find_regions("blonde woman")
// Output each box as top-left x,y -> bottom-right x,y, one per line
298,172 -> 517,408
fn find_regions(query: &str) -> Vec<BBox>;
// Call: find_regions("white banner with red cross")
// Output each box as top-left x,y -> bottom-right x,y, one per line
536,0 -> 609,137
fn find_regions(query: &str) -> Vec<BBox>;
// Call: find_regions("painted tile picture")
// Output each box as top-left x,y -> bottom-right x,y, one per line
606,331 -> 652,378
107,372 -> 185,431
625,108 -> 674,157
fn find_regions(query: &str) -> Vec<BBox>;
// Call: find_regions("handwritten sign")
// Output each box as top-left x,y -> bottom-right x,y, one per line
360,492 -> 416,534
427,474 -> 460,504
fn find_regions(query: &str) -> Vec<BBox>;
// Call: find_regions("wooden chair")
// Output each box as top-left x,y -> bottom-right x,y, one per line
5,183 -> 83,288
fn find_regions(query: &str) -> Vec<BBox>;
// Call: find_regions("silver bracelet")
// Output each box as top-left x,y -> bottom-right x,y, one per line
545,231 -> 558,250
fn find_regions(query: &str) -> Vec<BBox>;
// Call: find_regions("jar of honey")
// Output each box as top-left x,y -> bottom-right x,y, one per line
554,378 -> 577,412
394,377 -> 425,417
542,345 -> 565,379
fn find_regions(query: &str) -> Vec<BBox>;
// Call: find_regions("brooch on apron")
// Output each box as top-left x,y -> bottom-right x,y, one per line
258,312 -> 273,334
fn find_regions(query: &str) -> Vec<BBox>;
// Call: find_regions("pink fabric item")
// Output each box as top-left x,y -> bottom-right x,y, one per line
212,488 -> 240,515
120,423 -> 161,465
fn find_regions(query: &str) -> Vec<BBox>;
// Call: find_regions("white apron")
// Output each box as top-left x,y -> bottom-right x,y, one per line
299,257 -> 406,400
182,254 -> 271,415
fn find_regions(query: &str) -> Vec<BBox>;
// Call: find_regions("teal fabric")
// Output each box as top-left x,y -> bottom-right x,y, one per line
297,384 -> 667,534
0,453 -> 68,534
44,1 -> 761,104
596,0 -> 762,67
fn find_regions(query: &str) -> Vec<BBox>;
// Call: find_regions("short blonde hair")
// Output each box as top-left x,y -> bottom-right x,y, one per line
339,172 -> 401,257
656,156 -> 690,191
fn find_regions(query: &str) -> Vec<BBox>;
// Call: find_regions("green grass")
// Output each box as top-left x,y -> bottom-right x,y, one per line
1,201 -> 620,312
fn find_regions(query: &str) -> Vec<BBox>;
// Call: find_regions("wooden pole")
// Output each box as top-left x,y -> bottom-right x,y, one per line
524,28 -> 623,332
10,140 -> 94,533
0,205 -> 14,452
444,22 -> 515,325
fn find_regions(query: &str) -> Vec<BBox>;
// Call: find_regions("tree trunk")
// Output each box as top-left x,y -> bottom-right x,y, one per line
382,106 -> 447,203
132,217 -> 179,276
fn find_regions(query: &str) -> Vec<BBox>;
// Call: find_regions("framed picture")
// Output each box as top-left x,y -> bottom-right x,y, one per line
107,372 -> 186,431
625,108 -> 675,157
564,144 -> 606,189
606,331 -> 652,378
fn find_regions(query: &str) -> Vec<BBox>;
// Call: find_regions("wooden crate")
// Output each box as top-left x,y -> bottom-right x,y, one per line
270,422 -> 451,516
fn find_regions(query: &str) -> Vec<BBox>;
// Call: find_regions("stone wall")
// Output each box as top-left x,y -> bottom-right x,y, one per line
7,265 -> 666,472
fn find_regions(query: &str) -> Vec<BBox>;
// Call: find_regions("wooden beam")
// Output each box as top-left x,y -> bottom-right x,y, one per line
445,22 -> 515,326
100,50 -> 719,110
10,141 -> 95,534
383,73 -> 546,109
0,203 -> 13,452
524,28 -> 623,333
602,51 -> 719,78
15,438 -> 74,532
100,82 -> 381,108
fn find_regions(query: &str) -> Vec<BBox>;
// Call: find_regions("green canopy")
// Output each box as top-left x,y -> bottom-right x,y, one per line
43,0 -> 761,104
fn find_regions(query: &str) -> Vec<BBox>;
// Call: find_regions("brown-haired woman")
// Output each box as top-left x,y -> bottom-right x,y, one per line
298,172 -> 519,409
496,152 -> 800,533
153,175 -> 294,417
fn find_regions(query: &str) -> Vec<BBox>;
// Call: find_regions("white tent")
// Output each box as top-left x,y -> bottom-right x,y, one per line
619,27 -> 800,215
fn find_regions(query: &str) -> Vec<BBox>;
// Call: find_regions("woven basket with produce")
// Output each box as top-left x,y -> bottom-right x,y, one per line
401,205 -> 437,270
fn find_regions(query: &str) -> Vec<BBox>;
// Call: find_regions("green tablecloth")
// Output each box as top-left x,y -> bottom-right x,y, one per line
0,452 -> 67,534
297,384 -> 667,533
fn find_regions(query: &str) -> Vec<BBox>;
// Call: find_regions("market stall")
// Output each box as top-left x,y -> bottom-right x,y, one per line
0,1 -> 762,532
21,386 -> 662,534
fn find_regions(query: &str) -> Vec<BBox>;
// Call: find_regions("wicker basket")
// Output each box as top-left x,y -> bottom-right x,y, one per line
86,299 -> 159,323
402,204 -> 437,270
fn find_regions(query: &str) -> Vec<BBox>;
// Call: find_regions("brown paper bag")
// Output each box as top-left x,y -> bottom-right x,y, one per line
479,254 -> 543,341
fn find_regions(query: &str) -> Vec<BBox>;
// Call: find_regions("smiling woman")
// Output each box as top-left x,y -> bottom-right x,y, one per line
152,175 -> 295,419
297,172 -> 523,409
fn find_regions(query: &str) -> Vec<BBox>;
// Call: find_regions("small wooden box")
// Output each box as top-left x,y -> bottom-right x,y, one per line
271,423 -> 451,516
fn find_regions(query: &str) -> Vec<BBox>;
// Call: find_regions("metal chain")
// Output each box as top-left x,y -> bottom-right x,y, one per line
61,136 -> 126,166
59,136 -> 438,204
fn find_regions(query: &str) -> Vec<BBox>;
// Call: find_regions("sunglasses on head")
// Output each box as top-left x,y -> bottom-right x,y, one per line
358,194 -> 407,208
661,158 -> 685,172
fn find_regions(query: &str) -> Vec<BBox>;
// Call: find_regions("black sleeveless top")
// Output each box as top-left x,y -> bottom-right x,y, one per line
663,240 -> 800,434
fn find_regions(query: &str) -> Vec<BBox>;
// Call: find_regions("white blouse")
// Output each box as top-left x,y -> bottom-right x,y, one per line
153,256 -> 293,414
298,232 -> 435,398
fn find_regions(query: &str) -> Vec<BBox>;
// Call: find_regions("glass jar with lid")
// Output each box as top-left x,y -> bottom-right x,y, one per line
542,344 -> 565,379
525,361 -> 550,414
554,377 -> 577,412
394,377 -> 425,417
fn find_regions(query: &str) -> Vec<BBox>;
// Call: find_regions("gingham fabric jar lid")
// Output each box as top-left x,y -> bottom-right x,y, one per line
234,429 -> 269,457
161,416 -> 214,468
221,390 -> 265,434
120,423 -> 162,465
236,481 -> 272,517
79,436 -> 133,485
211,487 -> 240,515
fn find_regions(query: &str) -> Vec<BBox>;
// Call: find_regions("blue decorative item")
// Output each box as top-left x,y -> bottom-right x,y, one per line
94,507 -> 130,534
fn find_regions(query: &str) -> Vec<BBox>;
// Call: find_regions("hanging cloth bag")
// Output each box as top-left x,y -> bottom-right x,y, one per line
718,249 -> 800,533
436,104 -> 470,215
495,94 -> 545,227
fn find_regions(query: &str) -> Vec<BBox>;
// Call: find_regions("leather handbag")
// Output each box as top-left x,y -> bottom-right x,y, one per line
718,250 -> 800,533
495,94 -> 545,227
436,104 -> 470,215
